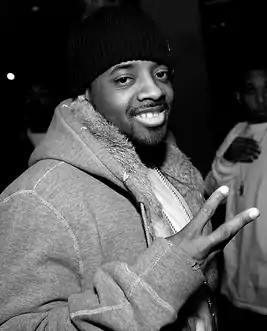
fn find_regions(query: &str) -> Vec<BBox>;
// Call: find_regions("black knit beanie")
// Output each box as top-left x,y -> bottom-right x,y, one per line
68,5 -> 174,95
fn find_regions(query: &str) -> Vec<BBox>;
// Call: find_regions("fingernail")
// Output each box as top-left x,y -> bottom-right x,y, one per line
219,186 -> 229,195
249,208 -> 260,218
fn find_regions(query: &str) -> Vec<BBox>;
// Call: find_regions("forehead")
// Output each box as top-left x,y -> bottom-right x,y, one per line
245,69 -> 267,83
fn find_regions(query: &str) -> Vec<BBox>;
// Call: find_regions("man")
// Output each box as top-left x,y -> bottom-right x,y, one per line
0,6 -> 259,330
205,63 -> 267,330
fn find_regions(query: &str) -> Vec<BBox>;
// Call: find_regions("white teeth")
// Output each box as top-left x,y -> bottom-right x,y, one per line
134,110 -> 166,127
137,112 -> 160,119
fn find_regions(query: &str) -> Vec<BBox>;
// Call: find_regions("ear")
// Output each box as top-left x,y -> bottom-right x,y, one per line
235,92 -> 242,104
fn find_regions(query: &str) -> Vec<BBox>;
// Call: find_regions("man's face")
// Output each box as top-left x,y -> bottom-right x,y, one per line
86,60 -> 174,146
242,69 -> 267,122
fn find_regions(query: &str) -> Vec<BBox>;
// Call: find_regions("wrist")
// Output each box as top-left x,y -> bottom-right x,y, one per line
221,154 -> 236,164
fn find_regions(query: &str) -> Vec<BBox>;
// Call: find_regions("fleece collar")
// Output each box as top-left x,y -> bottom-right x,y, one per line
69,97 -> 205,215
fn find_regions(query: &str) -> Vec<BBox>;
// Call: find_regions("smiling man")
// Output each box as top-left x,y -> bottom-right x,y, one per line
0,5 -> 260,331
86,60 -> 173,147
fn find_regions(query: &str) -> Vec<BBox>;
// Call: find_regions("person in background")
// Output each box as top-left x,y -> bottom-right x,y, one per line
0,6 -> 259,330
205,62 -> 267,330
25,84 -> 61,148
82,0 -> 122,19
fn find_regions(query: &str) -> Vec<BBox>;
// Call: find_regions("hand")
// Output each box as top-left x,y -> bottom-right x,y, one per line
223,137 -> 260,163
168,186 -> 259,271
186,302 -> 212,331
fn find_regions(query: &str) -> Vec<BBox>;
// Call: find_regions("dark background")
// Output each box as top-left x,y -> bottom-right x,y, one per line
1,0 -> 266,189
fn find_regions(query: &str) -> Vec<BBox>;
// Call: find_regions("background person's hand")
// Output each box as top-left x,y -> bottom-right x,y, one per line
168,186 -> 259,271
223,137 -> 260,163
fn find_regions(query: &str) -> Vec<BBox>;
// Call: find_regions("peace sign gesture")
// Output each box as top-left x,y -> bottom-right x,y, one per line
168,186 -> 259,270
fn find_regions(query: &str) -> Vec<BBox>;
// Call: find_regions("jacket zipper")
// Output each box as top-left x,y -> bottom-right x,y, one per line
153,167 -> 193,224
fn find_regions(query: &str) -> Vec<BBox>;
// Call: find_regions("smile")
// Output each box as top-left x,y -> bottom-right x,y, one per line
134,109 -> 166,127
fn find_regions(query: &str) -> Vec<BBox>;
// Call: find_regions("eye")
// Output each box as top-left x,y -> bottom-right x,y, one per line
155,69 -> 172,82
114,76 -> 134,86
245,83 -> 255,94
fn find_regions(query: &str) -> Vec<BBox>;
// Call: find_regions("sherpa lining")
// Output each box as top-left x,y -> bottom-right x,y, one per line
69,98 -> 205,219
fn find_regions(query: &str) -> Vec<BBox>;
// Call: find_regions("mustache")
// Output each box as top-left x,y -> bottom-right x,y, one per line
127,101 -> 169,116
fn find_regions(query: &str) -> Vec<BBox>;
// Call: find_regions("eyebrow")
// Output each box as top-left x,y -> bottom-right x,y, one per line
109,63 -> 135,75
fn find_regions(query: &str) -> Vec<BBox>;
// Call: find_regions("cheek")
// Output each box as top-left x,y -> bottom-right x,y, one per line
244,96 -> 255,107
109,92 -> 129,113
94,89 -> 131,126
169,90 -> 174,106
162,84 -> 174,105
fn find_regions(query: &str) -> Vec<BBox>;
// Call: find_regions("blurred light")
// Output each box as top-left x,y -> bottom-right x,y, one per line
31,6 -> 40,12
7,73 -> 15,81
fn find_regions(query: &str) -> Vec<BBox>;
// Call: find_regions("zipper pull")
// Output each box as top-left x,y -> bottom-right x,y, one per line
239,181 -> 244,196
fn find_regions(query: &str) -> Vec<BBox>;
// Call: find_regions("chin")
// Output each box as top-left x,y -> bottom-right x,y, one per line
249,112 -> 267,123
132,127 -> 168,147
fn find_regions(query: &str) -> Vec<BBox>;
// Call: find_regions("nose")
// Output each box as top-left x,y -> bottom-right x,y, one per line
256,91 -> 265,104
137,76 -> 164,101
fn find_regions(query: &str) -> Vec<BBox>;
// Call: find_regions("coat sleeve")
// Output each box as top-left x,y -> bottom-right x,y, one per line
205,123 -> 246,196
0,191 -> 205,331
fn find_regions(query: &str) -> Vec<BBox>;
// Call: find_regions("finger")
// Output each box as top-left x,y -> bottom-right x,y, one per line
235,137 -> 249,143
245,142 -> 260,150
244,145 -> 261,154
236,149 -> 260,161
237,153 -> 256,161
208,207 -> 259,249
245,137 -> 259,145
193,186 -> 229,232
236,137 -> 259,147
251,153 -> 260,160
239,152 -> 259,161
235,137 -> 257,146
233,146 -> 259,158
244,140 -> 261,152
239,140 -> 260,150
239,157 -> 255,163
